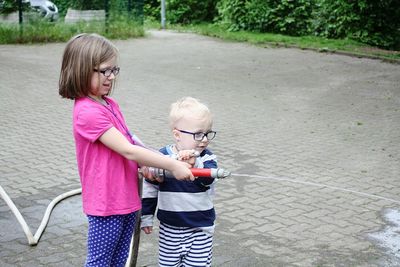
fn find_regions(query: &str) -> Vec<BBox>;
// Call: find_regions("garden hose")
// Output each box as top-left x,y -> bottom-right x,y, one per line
0,185 -> 81,246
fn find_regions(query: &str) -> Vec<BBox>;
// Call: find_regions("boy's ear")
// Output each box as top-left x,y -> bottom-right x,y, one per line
172,129 -> 180,141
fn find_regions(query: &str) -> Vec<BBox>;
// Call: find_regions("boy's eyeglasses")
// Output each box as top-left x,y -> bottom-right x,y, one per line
94,67 -> 120,77
177,129 -> 216,141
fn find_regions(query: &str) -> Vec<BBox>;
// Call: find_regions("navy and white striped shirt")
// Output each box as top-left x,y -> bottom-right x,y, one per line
141,145 -> 218,232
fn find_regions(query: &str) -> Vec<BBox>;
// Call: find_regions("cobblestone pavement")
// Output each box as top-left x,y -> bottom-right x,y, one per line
1,30 -> 399,267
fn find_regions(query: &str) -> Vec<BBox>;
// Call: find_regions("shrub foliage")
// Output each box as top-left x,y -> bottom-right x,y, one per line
1,0 -> 399,49
312,0 -> 400,49
216,0 -> 399,49
164,0 -> 217,24
217,0 -> 313,36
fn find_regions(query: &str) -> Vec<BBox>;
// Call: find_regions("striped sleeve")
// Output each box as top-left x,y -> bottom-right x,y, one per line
140,179 -> 159,228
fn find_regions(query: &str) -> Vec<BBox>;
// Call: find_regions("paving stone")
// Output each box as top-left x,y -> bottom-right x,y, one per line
1,30 -> 399,266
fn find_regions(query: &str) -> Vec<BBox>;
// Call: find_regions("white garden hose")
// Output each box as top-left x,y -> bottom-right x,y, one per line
2,171 -> 400,264
0,137 -> 150,247
0,185 -> 139,266
0,185 -> 81,246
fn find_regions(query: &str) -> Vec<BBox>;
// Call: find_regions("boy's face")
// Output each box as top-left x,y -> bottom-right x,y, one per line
173,115 -> 213,153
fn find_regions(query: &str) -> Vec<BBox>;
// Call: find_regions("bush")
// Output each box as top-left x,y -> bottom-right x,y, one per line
165,0 -> 217,24
312,0 -> 400,49
0,0 -> 30,14
217,0 -> 314,36
217,0 -> 399,49
143,0 -> 160,20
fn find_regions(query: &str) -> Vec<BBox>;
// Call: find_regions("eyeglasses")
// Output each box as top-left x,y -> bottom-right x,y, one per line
177,129 -> 217,141
94,67 -> 120,77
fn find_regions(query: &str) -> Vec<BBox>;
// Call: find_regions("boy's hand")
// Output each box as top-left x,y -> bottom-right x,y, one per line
141,226 -> 153,234
177,149 -> 198,167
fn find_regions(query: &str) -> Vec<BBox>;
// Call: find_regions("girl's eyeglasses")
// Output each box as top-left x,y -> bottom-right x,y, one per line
94,67 -> 120,77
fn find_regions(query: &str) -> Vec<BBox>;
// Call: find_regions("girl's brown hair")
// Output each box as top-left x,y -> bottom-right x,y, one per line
58,33 -> 118,99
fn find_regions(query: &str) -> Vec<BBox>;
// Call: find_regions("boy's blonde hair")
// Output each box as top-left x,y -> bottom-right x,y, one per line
59,33 -> 118,100
169,97 -> 213,129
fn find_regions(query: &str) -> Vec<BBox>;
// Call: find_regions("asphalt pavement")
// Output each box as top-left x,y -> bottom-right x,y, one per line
1,30 -> 400,266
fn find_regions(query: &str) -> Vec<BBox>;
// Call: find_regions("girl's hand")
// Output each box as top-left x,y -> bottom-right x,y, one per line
141,226 -> 153,234
171,160 -> 195,181
139,166 -> 163,182
139,166 -> 152,179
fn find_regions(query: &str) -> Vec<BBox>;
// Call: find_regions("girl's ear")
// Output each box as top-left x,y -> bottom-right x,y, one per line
172,129 -> 180,142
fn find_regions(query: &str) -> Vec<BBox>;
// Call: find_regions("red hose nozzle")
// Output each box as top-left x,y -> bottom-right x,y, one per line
145,167 -> 231,182
190,168 -> 231,178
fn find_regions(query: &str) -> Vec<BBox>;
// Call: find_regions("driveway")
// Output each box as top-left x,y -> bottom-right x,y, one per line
0,30 -> 399,266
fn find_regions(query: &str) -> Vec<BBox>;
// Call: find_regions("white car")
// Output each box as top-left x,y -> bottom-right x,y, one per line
29,0 -> 58,21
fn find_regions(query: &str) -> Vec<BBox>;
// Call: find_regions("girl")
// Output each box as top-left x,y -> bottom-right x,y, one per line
58,33 -> 194,267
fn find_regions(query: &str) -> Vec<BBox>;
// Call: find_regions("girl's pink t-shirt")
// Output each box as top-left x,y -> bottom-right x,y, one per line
73,97 -> 141,216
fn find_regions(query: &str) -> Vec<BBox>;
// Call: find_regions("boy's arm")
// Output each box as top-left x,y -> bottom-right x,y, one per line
140,179 -> 159,231
194,150 -> 218,186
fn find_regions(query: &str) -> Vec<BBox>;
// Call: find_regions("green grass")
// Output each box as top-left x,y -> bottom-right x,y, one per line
0,16 -> 144,44
156,23 -> 400,63
1,17 -> 399,63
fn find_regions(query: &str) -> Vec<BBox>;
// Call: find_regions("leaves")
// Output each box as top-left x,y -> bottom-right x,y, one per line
216,0 -> 399,49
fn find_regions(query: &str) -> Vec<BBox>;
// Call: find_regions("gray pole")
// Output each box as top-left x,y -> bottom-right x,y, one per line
17,0 -> 23,36
161,0 -> 166,29
104,0 -> 109,33
17,0 -> 23,24
127,175 -> 143,267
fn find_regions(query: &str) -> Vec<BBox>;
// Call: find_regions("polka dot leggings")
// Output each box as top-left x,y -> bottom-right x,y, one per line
85,212 -> 136,267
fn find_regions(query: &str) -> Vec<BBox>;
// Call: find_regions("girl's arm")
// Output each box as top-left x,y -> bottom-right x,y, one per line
99,127 -> 194,181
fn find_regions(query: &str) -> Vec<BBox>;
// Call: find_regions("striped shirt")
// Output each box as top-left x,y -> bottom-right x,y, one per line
141,145 -> 218,232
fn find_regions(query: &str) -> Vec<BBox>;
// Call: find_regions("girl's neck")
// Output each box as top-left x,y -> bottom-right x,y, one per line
87,95 -> 107,105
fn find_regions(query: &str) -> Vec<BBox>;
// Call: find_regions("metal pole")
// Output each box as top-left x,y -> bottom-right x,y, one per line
161,0 -> 166,29
18,0 -> 23,24
104,0 -> 109,33
17,0 -> 23,36
127,175 -> 143,267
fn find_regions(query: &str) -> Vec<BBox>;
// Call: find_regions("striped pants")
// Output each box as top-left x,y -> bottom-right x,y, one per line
158,223 -> 213,267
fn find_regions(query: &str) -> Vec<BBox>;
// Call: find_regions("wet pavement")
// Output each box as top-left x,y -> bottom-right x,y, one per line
0,30 -> 400,266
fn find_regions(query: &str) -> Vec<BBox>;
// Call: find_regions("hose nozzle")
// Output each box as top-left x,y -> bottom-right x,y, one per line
145,167 -> 231,182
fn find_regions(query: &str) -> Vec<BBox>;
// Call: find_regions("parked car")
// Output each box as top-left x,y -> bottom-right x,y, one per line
29,0 -> 58,21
